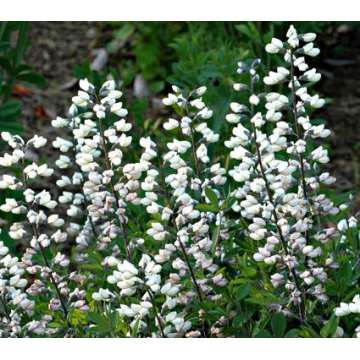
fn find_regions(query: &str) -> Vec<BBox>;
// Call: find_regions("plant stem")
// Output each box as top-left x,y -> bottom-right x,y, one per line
173,222 -> 210,337
249,76 -> 306,321
0,294 -> 11,322
147,289 -> 166,338
20,158 -> 71,329
31,223 -> 71,328
190,127 -> 201,178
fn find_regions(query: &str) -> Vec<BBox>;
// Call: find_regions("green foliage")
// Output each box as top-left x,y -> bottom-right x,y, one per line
271,312 -> 287,337
0,22 -> 46,134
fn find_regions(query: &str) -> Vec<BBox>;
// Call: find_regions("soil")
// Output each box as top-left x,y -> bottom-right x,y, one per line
21,22 -> 100,136
17,22 -> 360,208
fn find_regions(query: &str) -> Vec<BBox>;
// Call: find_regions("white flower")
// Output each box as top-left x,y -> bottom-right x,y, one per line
48,214 -> 65,227
302,33 -> 316,42
162,93 -> 178,106
56,155 -> 72,169
301,68 -> 321,83
335,303 -> 351,317
265,38 -> 283,54
52,137 -> 73,152
198,107 -> 213,119
0,198 -> 26,214
161,283 -> 180,297
264,67 -> 289,86
9,222 -> 26,240
92,288 -> 114,302
303,42 -> 320,57
51,116 -> 69,128
147,222 -> 168,241
337,219 -> 348,232
114,119 -> 132,132
0,174 -> 17,189
111,102 -> 128,117
163,118 -> 179,131
29,135 -> 47,148
249,94 -> 260,106
311,146 -> 329,164
108,149 -> 123,166
79,78 -> 95,93
196,144 -> 209,163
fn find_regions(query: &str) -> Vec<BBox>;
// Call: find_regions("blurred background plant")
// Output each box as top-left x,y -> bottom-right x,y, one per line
0,22 -> 46,135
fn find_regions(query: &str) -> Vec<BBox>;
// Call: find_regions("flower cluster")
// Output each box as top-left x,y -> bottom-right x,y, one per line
224,26 -> 345,320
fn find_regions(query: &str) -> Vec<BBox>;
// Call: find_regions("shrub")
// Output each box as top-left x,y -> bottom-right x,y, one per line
0,25 -> 359,338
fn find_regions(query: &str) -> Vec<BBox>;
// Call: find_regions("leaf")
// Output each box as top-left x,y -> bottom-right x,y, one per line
271,312 -> 287,337
0,100 -> 21,119
233,310 -> 255,328
48,322 -> 64,329
0,56 -> 13,73
338,261 -> 353,287
320,315 -> 339,338
14,22 -> 29,64
254,329 -> 272,338
196,203 -> 218,212
235,283 -> 252,301
69,308 -> 88,327
87,311 -> 112,333
205,187 -> 219,208
222,196 -> 237,211
17,71 -> 47,87
246,290 -> 283,306
211,224 -> 221,254
285,329 -> 300,338
0,119 -> 23,134
299,325 -> 319,338
0,41 -> 11,52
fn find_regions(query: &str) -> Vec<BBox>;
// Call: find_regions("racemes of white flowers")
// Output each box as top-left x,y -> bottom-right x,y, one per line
0,25 -> 359,338
0,132 -> 75,336
225,25 -> 344,320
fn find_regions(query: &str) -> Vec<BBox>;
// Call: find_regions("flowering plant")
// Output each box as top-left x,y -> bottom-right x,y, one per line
0,25 -> 359,338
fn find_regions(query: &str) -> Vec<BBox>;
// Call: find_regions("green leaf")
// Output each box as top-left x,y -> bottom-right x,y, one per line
196,203 -> 218,212
247,290 -> 284,306
320,315 -> 339,338
211,224 -> 221,254
0,100 -> 21,119
0,56 -> 13,73
17,71 -> 47,87
205,187 -> 219,208
14,22 -> 29,67
87,311 -> 112,333
271,312 -> 287,337
233,310 -> 255,328
254,329 -> 272,338
130,318 -> 141,337
236,283 -> 252,301
285,329 -> 300,338
299,325 -> 319,338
